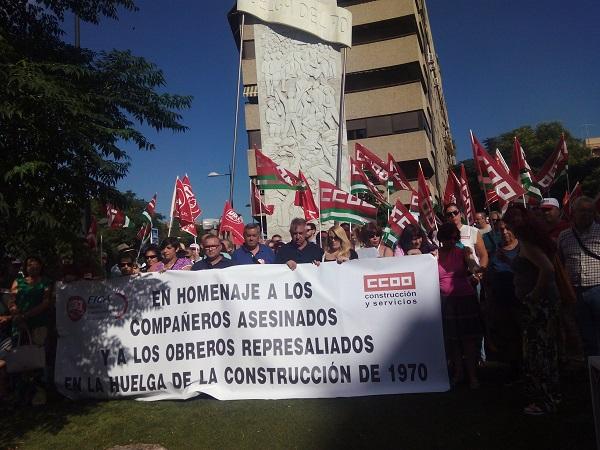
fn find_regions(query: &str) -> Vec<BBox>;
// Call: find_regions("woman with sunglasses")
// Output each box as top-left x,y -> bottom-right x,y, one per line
143,244 -> 164,273
356,222 -> 393,258
394,224 -> 438,257
159,237 -> 192,271
323,225 -> 358,263
444,203 -> 489,271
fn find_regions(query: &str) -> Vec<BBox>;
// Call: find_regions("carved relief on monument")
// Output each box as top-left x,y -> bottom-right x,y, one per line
255,22 -> 349,237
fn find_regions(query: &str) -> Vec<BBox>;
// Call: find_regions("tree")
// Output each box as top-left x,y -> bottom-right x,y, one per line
0,0 -> 192,261
458,122 -> 600,212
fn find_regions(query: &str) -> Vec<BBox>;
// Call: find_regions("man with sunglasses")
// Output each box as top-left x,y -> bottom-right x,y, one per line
232,223 -> 275,265
118,254 -> 139,277
191,234 -> 234,270
444,203 -> 488,270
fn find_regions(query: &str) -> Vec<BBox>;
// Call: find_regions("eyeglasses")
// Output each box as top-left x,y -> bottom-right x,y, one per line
119,262 -> 133,268
445,210 -> 460,218
204,244 -> 220,249
145,254 -> 158,260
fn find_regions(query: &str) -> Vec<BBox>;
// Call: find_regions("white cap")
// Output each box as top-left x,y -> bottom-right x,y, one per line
540,198 -> 560,209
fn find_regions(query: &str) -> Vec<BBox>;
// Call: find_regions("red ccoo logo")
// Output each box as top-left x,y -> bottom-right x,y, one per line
363,272 -> 416,292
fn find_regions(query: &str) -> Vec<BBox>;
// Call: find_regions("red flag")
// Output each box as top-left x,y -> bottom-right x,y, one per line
294,172 -> 319,221
105,203 -> 130,228
319,180 -> 378,224
459,164 -> 476,225
180,222 -> 197,238
387,154 -> 413,192
417,163 -> 436,232
255,149 -> 299,189
409,191 -> 420,213
86,215 -> 97,249
563,182 -> 582,216
181,175 -> 202,221
471,131 -> 526,203
251,183 -> 274,216
443,169 -> 461,206
219,201 -> 245,245
355,143 -> 389,185
146,194 -> 157,217
382,200 -> 420,247
136,223 -> 152,241
172,178 -> 191,222
536,134 -> 569,190
350,158 -> 388,205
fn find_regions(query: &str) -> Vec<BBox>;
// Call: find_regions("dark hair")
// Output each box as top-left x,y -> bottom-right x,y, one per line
306,222 -> 316,232
144,244 -> 162,261
289,217 -> 307,231
399,224 -> 437,253
244,223 -> 262,233
23,256 -> 44,276
444,202 -> 459,213
503,205 -> 556,256
271,234 -> 282,240
360,222 -> 382,245
437,222 -> 460,242
160,237 -> 180,250
118,253 -> 135,264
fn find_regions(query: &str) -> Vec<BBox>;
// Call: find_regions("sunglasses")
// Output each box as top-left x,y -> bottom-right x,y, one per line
204,244 -> 220,249
145,254 -> 158,259
445,210 -> 460,218
119,262 -> 133,268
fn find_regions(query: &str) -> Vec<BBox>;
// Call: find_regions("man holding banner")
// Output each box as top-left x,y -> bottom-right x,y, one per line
275,218 -> 323,270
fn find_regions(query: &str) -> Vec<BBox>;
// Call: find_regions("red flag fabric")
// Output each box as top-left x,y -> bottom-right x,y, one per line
350,158 -> 388,205
409,191 -> 420,213
173,178 -> 191,222
181,175 -> 202,221
86,215 -> 97,249
319,180 -> 378,224
105,203 -> 130,229
387,154 -> 413,192
146,194 -> 157,216
219,201 -> 245,245
417,164 -> 436,232
136,223 -> 152,241
443,169 -> 461,206
386,200 -> 419,237
459,164 -> 476,225
251,183 -> 274,216
355,143 -> 388,185
563,182 -> 582,216
180,222 -> 197,238
293,172 -> 319,221
255,149 -> 299,189
536,134 -> 569,190
471,132 -> 526,203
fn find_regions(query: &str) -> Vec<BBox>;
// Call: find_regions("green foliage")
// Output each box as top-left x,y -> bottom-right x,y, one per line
459,122 -> 600,211
0,0 -> 192,262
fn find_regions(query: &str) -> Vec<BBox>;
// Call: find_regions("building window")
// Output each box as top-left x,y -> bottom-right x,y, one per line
337,0 -> 376,6
345,62 -> 424,93
242,40 -> 255,60
248,130 -> 261,149
347,110 -> 432,141
352,15 -> 419,46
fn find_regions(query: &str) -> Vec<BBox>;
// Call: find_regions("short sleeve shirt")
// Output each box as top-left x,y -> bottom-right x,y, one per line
558,223 -> 600,288
275,242 -> 324,264
232,244 -> 275,265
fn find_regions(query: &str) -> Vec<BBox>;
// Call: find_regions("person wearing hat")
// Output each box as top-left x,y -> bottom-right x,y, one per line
110,243 -> 136,277
187,243 -> 202,263
540,198 -> 569,241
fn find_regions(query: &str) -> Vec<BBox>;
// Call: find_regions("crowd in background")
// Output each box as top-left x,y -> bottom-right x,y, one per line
1,195 -> 599,415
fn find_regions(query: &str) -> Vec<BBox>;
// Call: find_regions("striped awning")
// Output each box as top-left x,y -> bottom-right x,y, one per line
243,85 -> 258,97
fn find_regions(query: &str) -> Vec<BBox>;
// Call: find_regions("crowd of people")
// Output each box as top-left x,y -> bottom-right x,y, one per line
1,196 -> 599,415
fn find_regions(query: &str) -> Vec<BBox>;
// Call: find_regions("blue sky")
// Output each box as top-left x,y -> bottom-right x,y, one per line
67,0 -> 600,219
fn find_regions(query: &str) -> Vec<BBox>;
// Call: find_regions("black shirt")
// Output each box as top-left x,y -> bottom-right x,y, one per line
191,257 -> 234,271
275,241 -> 324,265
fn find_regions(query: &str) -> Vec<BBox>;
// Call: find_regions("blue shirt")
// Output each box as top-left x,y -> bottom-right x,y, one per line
232,244 -> 275,265
191,257 -> 234,271
275,241 -> 324,265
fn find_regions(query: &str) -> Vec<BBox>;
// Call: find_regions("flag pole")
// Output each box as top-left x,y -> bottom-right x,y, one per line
168,176 -> 178,237
99,233 -> 103,271
335,47 -> 348,188
563,133 -> 571,194
317,181 -> 323,246
229,13 -> 246,207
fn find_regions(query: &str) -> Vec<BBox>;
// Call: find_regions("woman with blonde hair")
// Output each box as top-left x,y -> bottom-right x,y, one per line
323,225 -> 358,263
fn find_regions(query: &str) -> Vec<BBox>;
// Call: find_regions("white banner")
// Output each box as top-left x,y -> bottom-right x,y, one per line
237,0 -> 353,48
55,257 -> 448,401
